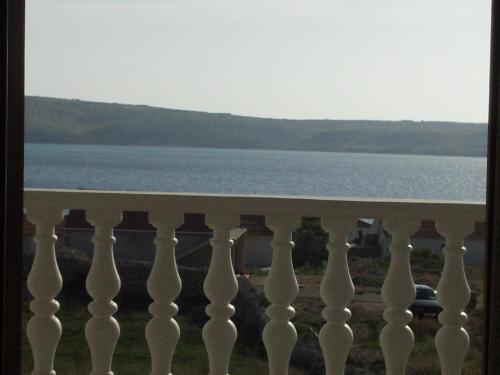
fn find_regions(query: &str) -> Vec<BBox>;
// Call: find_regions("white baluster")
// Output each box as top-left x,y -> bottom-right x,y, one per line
435,220 -> 474,375
85,210 -> 122,375
380,219 -> 419,375
146,212 -> 184,375
319,218 -> 356,375
26,208 -> 64,375
203,214 -> 239,375
263,216 -> 300,375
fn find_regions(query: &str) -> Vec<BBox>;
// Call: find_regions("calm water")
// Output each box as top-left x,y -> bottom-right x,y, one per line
24,143 -> 486,201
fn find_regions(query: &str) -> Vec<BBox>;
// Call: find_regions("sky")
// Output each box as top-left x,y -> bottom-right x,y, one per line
26,0 -> 491,123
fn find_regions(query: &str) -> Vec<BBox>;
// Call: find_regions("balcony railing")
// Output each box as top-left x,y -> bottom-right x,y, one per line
23,188 -> 485,375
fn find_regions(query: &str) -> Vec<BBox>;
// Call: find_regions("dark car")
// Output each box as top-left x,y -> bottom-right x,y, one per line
409,284 -> 442,319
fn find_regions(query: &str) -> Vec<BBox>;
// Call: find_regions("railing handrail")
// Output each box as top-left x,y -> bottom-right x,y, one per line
24,188 -> 485,221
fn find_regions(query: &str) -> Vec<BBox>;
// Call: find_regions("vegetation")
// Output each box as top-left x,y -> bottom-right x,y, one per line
247,248 -> 484,375
292,218 -> 328,268
267,219 -> 484,374
26,96 -> 487,156
292,297 -> 483,375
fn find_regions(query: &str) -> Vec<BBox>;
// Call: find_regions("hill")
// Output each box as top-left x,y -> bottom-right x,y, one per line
25,96 -> 488,156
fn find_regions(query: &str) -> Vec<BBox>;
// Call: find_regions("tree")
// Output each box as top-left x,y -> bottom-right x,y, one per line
293,218 -> 328,268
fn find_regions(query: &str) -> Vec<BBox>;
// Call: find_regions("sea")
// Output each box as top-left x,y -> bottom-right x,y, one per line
24,143 -> 487,202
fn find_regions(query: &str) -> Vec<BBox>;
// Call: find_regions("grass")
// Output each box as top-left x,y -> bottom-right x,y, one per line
22,247 -> 484,375
249,250 -> 485,374
291,299 -> 483,375
22,294 -> 483,375
21,300 -> 307,375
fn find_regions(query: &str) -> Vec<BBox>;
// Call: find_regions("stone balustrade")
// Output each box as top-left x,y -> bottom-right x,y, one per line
24,188 -> 484,375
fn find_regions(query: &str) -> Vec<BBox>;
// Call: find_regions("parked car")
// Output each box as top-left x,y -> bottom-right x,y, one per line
409,284 -> 442,319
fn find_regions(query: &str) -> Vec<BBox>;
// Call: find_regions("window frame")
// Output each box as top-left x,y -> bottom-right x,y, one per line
2,1 -> 499,374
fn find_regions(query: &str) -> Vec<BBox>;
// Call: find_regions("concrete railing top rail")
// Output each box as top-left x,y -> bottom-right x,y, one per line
24,188 -> 485,221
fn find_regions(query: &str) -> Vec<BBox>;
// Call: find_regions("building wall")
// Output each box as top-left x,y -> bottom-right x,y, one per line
65,229 -> 158,261
244,235 -> 273,268
63,228 -> 247,272
178,245 -> 212,269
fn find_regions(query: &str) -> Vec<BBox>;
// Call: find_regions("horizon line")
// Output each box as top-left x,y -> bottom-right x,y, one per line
25,94 -> 488,125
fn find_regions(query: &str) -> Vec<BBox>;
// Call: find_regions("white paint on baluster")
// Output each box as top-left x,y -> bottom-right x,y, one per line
435,220 -> 474,375
146,212 -> 184,375
380,219 -> 419,375
26,208 -> 64,375
319,217 -> 356,375
263,216 -> 300,375
203,214 -> 239,375
85,210 -> 122,375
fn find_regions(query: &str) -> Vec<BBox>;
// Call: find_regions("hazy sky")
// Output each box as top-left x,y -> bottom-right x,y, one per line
26,0 -> 491,122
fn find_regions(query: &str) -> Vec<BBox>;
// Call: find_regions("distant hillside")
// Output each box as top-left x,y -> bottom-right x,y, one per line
25,96 -> 488,157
